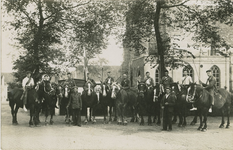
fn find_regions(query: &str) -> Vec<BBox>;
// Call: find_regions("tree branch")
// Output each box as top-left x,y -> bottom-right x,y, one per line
161,0 -> 190,8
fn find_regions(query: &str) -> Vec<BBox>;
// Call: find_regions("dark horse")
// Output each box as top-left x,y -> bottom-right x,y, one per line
8,86 -> 41,126
137,82 -> 162,126
170,82 -> 193,127
99,83 -> 117,124
58,84 -> 73,124
188,83 -> 232,131
81,80 -> 98,124
111,82 -> 137,125
37,80 -> 57,125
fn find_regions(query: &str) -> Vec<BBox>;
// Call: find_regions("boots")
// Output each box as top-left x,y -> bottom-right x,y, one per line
209,106 -> 212,113
190,104 -> 197,111
23,105 -> 27,112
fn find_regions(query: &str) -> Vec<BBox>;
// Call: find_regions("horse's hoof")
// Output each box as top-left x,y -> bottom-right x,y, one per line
201,128 -> 207,132
226,125 -> 230,128
108,121 -> 111,124
50,121 -> 54,125
178,124 -> 181,127
219,124 -> 224,128
197,127 -> 201,130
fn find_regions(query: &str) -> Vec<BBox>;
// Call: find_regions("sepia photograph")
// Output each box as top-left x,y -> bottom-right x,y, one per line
1,0 -> 233,149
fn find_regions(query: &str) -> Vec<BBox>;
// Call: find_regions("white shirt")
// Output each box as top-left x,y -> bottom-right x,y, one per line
22,77 -> 35,87
181,75 -> 193,85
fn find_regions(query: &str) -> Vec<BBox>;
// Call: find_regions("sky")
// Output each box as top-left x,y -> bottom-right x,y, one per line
1,30 -> 123,73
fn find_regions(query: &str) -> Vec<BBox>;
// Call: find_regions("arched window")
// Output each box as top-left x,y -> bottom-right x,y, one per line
183,65 -> 194,80
155,67 -> 160,85
211,65 -> 220,88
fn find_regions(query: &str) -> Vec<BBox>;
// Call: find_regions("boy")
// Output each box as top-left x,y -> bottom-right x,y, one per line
67,86 -> 82,126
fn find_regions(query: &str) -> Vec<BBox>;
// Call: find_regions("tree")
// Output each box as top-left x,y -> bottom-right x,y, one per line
3,0 -> 123,82
123,0 -> 233,78
3,0 -> 91,82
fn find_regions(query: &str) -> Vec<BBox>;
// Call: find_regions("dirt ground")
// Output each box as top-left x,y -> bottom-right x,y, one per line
1,102 -> 233,150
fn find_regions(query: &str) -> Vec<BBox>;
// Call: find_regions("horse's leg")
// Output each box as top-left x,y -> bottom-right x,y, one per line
219,108 -> 225,128
172,105 -> 177,124
44,105 -> 49,126
202,109 -> 208,131
156,103 -> 161,125
92,106 -> 97,124
226,105 -> 230,128
108,106 -> 112,122
182,105 -> 187,127
84,107 -> 88,124
130,106 -> 135,122
103,105 -> 107,124
197,109 -> 203,130
50,106 -> 55,125
10,103 -> 16,124
191,109 -> 198,125
29,105 -> 34,126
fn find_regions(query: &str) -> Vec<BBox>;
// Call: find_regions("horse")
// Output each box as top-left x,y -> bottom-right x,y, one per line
170,82 -> 192,127
59,84 -> 73,124
8,85 -> 41,126
137,83 -> 162,126
81,80 -> 98,124
99,82 -> 117,124
188,83 -> 232,131
37,80 -> 57,125
111,82 -> 137,125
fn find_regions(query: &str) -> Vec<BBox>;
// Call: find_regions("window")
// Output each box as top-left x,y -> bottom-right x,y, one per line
155,68 -> 160,85
211,65 -> 220,88
183,65 -> 194,77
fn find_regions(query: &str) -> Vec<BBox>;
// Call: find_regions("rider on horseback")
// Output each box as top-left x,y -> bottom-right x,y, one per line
144,72 -> 154,89
160,70 -> 173,93
86,72 -> 96,88
181,69 -> 196,111
200,69 -> 217,113
21,71 -> 35,112
121,73 -> 130,90
104,71 -> 114,88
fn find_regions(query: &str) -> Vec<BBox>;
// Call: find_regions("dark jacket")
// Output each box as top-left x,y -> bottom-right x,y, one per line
160,75 -> 173,87
68,92 -> 82,109
121,78 -> 130,89
202,75 -> 217,92
161,93 -> 176,113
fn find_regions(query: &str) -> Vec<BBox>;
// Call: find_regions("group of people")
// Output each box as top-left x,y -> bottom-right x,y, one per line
20,68 -> 217,129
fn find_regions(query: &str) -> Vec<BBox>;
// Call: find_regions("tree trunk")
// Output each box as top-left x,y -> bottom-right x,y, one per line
153,1 -> 165,78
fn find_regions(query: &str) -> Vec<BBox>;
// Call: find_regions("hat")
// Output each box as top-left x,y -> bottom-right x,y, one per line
107,71 -> 111,73
206,69 -> 212,73
26,71 -> 31,74
164,70 -> 168,73
67,72 -> 71,75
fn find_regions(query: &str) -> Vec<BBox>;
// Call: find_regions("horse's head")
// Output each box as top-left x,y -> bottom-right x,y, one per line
101,83 -> 109,97
152,85 -> 161,102
111,82 -> 121,99
170,82 -> 181,95
137,82 -> 146,97
64,84 -> 70,98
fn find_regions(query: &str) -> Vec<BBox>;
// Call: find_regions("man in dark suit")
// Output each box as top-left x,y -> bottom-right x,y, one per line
121,73 -> 130,90
160,70 -> 173,93
200,69 -> 217,113
161,86 -> 176,131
